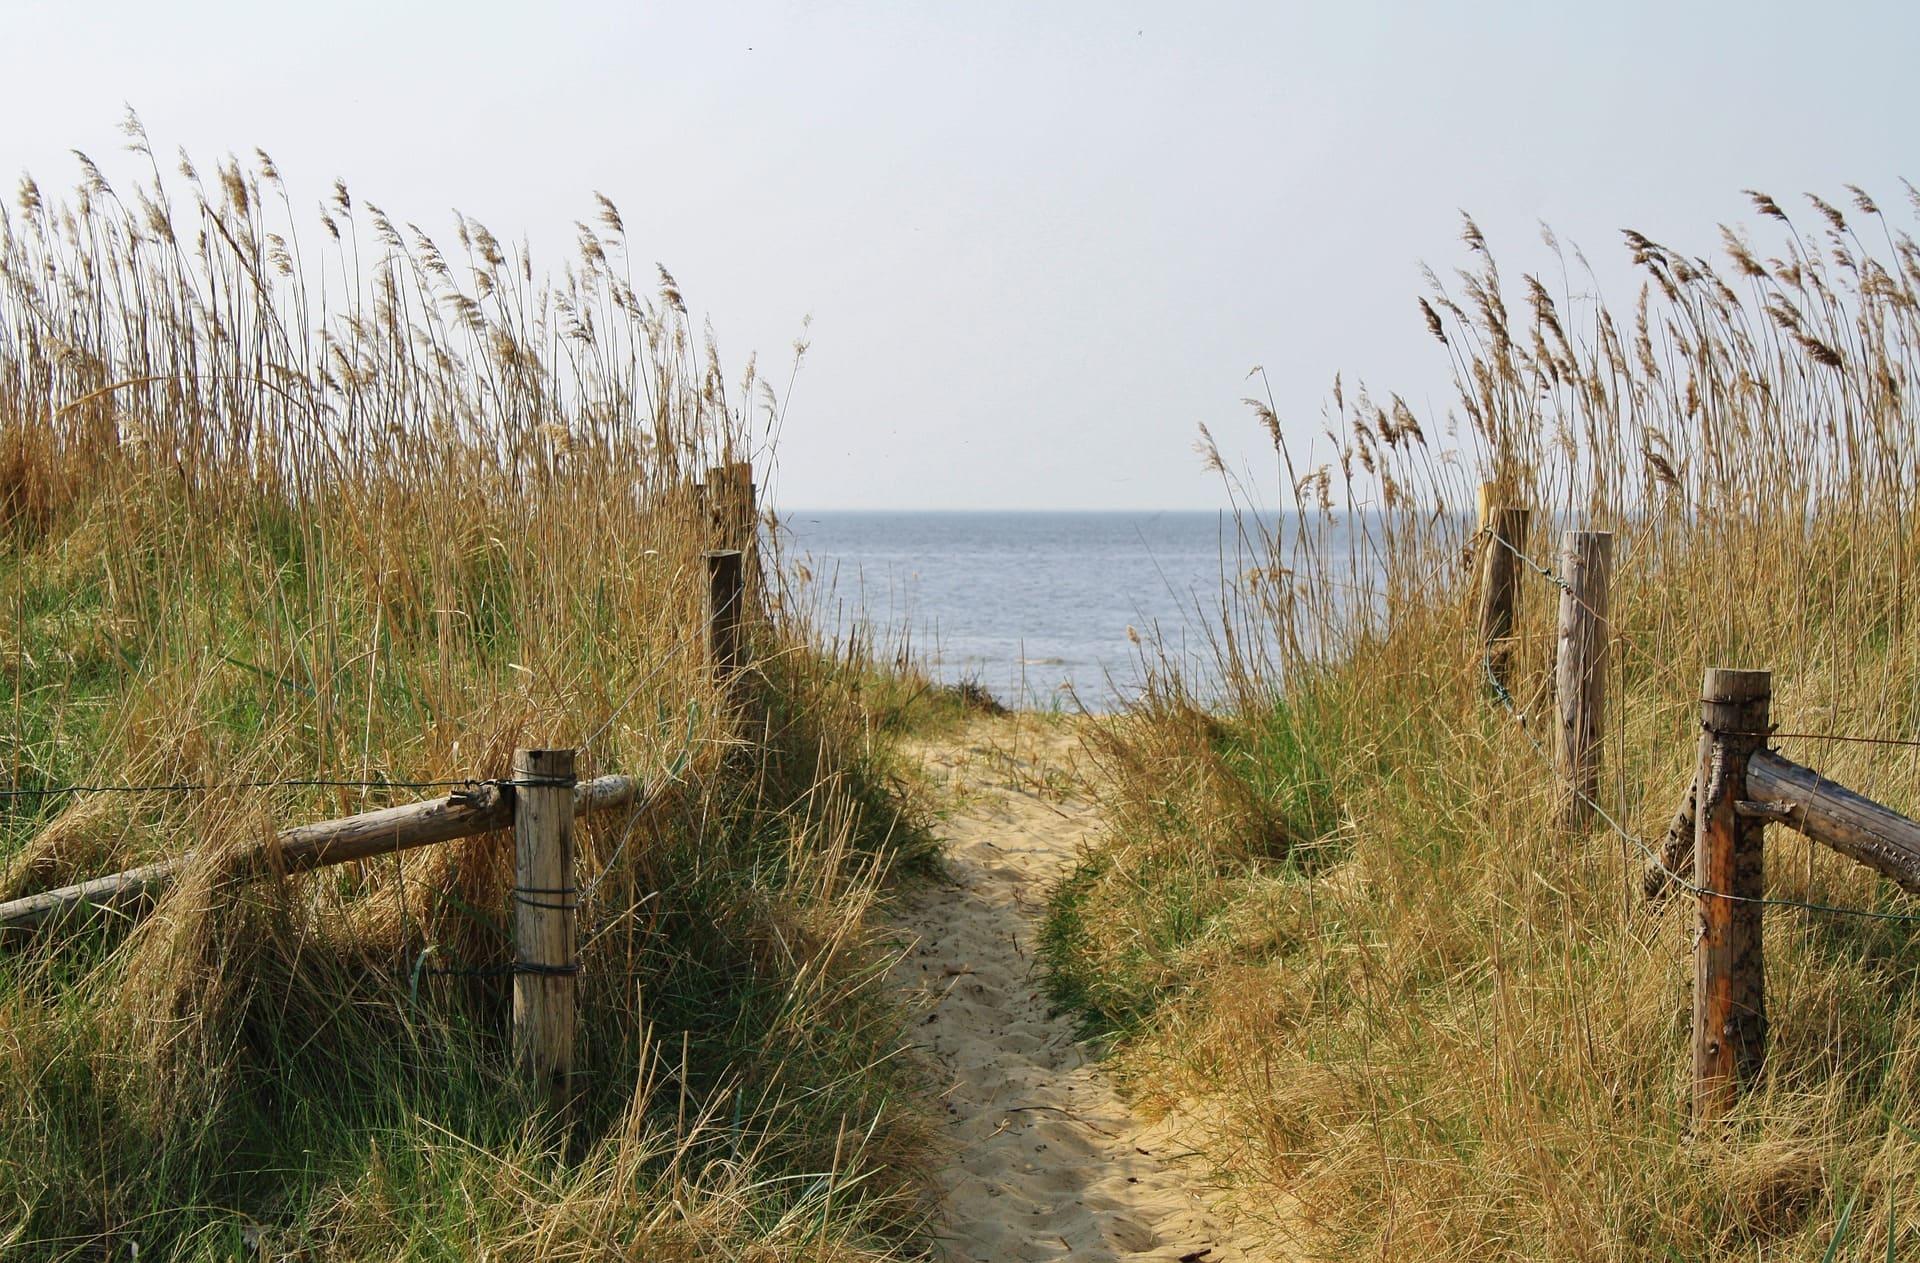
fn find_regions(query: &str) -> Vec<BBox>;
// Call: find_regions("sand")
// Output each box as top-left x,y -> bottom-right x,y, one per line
891,716 -> 1287,1263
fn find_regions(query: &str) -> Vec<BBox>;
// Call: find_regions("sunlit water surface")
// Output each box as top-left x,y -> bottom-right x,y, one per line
779,510 -> 1326,712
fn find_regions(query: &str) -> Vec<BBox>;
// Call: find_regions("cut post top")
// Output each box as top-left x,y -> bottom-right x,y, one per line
1559,528 -> 1614,552
1702,668 -> 1772,705
514,747 -> 576,777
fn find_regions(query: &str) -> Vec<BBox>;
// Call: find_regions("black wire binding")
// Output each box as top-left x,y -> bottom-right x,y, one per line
418,961 -> 580,978
511,892 -> 578,912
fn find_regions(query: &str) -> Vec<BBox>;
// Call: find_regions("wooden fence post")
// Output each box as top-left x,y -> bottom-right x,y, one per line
705,461 -> 757,554
1475,482 -> 1530,690
513,746 -> 577,1111
706,548 -> 745,680
1693,668 -> 1770,1124
1555,530 -> 1613,831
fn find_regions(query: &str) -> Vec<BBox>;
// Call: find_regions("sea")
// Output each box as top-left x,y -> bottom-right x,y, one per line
776,510 -> 1274,712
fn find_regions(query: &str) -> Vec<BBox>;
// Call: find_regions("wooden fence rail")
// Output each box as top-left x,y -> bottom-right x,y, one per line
0,772 -> 650,934
1742,749 -> 1920,893
1648,751 -> 1920,902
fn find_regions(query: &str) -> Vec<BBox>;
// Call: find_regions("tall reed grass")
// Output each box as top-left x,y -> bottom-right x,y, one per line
1051,184 -> 1920,1259
0,117 -> 934,1260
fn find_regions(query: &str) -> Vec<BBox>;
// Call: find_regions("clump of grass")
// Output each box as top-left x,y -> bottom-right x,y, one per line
1049,185 -> 1920,1259
0,121 -> 934,1260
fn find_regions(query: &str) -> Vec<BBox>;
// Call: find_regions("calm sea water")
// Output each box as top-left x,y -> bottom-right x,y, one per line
778,510 -> 1257,711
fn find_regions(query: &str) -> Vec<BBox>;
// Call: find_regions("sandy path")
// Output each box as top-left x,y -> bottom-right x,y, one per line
892,717 -> 1277,1263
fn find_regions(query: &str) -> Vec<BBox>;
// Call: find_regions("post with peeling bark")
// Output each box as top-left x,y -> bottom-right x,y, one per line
513,747 -> 578,1112
1555,530 -> 1613,832
1475,482 -> 1530,692
1693,668 -> 1770,1124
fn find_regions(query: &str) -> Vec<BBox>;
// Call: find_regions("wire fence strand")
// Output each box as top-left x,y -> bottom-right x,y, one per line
1485,529 -> 1701,701
3,624 -> 712,811
1482,524 -> 1920,924
0,776 -> 485,802
582,625 -> 706,756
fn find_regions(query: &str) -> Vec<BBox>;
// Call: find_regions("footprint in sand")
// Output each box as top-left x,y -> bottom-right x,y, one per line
892,718 -> 1288,1263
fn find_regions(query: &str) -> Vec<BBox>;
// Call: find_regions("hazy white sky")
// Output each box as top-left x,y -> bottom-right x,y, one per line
3,2 -> 1913,509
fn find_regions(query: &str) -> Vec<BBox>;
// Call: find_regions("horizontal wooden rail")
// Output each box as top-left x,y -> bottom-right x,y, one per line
1744,749 -> 1920,895
0,774 -> 649,935
1647,750 -> 1920,902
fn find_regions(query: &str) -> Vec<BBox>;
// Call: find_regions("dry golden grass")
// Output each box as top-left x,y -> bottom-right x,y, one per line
1051,185 -> 1920,1259
0,119 -> 936,1260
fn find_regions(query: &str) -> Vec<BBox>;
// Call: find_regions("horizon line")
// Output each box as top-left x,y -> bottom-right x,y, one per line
775,504 -> 1243,515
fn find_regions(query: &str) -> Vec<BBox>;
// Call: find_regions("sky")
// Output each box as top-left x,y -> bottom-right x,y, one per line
1,1 -> 1914,510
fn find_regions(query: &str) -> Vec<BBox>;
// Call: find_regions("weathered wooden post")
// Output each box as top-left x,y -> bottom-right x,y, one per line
1693,668 -> 1770,1124
513,746 -> 577,1111
1555,530 -> 1613,831
704,460 -> 762,637
705,460 -> 757,554
1475,482 -> 1530,691
706,548 -> 745,680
